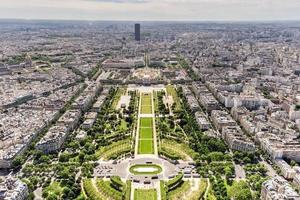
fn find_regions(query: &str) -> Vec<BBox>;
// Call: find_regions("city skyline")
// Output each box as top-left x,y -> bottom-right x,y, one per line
1,0 -> 300,21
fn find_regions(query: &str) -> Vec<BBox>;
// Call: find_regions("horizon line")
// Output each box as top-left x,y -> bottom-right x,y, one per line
1,17 -> 300,24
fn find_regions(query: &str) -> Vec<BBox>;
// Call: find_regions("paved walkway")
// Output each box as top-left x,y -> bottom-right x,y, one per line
134,92 -> 142,157
151,91 -> 158,156
204,178 -> 210,200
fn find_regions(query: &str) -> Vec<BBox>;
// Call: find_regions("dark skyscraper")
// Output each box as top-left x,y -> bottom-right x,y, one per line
135,23 -> 140,41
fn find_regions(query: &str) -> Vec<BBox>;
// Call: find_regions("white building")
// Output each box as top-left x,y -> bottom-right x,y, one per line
36,125 -> 68,154
0,177 -> 28,200
261,176 -> 300,200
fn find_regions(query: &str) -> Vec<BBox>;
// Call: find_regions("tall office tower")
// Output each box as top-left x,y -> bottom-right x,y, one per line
135,23 -> 140,41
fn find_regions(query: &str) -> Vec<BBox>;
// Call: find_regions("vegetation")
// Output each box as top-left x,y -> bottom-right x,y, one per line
96,179 -> 123,200
209,175 -> 229,200
96,139 -> 132,160
83,179 -> 102,200
154,90 -> 169,115
160,181 -> 167,200
188,179 -> 208,200
244,163 -> 269,198
124,181 -> 131,200
166,85 -> 182,112
6,54 -> 26,65
138,117 -> 154,154
168,181 -> 190,200
110,176 -> 125,192
177,57 -> 200,81
42,181 -> 64,199
138,139 -> 154,154
228,181 -> 252,200
166,173 -> 184,191
111,86 -> 127,110
129,164 -> 162,175
159,139 -> 196,161
140,93 -> 152,114
233,151 -> 257,164
134,189 -> 157,200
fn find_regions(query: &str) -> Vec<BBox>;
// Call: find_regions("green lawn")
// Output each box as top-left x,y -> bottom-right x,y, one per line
95,139 -> 131,160
111,87 -> 127,110
166,85 -> 182,111
134,189 -> 157,200
43,181 -> 64,198
129,164 -> 162,175
138,139 -> 153,154
141,94 -> 152,105
140,117 -> 153,127
140,93 -> 152,114
119,119 -> 128,131
141,105 -> 152,114
139,128 -> 153,139
138,117 -> 154,154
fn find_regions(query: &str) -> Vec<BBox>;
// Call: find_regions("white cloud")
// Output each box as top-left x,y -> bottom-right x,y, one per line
0,0 -> 299,21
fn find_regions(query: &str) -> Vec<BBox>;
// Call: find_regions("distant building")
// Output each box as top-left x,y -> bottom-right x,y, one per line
36,125 -> 68,154
195,112 -> 211,131
211,110 -> 236,131
261,176 -> 300,200
135,24 -> 140,41
275,159 -> 296,180
0,176 -> 28,200
222,126 -> 255,152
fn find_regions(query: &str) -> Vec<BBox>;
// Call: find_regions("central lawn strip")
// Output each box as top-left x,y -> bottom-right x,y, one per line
138,117 -> 154,154
141,105 -> 152,114
139,128 -> 153,139
140,117 -> 153,127
134,189 -> 157,200
138,139 -> 153,154
140,93 -> 152,114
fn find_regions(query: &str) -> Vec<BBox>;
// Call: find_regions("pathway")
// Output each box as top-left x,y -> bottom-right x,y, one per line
151,91 -> 158,156
134,92 -> 142,157
204,178 -> 210,200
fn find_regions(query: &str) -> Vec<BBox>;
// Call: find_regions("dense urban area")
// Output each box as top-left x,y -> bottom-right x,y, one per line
1,20 -> 300,200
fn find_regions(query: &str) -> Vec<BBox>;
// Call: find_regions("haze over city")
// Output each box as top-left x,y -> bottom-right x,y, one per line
1,0 -> 300,21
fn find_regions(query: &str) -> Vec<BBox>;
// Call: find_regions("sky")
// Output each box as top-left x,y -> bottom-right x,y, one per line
0,0 -> 300,21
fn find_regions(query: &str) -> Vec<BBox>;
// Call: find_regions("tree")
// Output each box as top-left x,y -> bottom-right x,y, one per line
12,156 -> 23,167
79,152 -> 85,163
59,152 -> 70,162
291,160 -> 298,167
68,141 -> 80,149
207,152 -> 224,162
46,193 -> 58,200
39,155 -> 50,163
225,166 -> 233,179
228,181 -> 252,200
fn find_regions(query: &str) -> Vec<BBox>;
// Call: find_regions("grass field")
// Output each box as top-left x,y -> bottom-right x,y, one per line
129,164 -> 162,175
95,139 -> 132,160
140,93 -> 152,114
139,128 -> 153,139
138,117 -> 154,154
111,87 -> 127,110
134,189 -> 157,200
138,140 -> 153,154
140,117 -> 153,127
160,139 -> 197,161
166,85 -> 182,112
